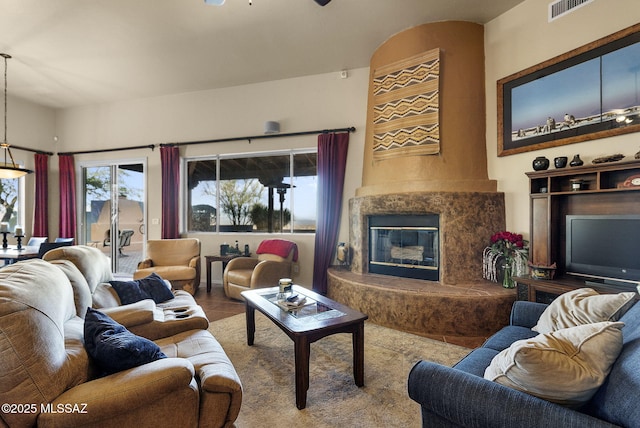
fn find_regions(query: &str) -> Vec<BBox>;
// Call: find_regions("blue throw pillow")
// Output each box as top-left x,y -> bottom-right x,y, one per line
138,273 -> 175,303
84,307 -> 167,376
110,273 -> 174,304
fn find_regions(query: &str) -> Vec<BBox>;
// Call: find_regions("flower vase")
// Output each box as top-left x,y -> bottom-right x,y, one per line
502,263 -> 514,288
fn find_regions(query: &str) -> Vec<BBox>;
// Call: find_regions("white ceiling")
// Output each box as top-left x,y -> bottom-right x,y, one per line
0,0 -> 525,109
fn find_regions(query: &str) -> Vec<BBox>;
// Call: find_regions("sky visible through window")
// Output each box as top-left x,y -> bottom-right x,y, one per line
190,175 -> 317,226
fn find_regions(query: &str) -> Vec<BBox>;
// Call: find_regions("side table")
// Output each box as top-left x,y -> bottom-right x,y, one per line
205,254 -> 244,292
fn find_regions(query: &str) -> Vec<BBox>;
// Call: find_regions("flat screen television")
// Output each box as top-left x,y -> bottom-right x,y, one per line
566,214 -> 640,286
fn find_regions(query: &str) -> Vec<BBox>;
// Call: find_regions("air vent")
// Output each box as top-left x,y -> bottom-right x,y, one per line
548,0 -> 594,22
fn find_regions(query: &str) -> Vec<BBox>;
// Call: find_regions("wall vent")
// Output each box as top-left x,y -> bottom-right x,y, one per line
548,0 -> 594,22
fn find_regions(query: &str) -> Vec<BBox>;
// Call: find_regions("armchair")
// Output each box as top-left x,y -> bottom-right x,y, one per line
134,238 -> 202,295
27,236 -> 48,246
223,239 -> 298,300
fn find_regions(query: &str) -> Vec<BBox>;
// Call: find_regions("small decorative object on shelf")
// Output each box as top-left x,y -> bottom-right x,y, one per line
482,231 -> 529,288
570,178 -> 585,191
569,154 -> 584,167
592,153 -> 625,164
529,262 -> 557,280
532,156 -> 550,171
621,173 -> 640,188
554,156 -> 568,168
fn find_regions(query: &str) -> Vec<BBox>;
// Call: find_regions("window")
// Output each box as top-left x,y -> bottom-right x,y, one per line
186,150 -> 317,233
0,176 -> 24,232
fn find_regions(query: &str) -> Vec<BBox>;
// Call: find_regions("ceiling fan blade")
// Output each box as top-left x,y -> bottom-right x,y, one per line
314,0 -> 332,5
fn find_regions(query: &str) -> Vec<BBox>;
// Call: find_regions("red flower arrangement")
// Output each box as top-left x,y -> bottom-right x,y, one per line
483,231 -> 529,287
489,231 -> 527,255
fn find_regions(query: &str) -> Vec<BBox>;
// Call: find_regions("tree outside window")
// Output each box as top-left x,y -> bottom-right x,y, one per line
186,150 -> 316,233
0,178 -> 20,230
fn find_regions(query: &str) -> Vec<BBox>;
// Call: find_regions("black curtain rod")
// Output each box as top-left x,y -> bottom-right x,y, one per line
9,144 -> 54,156
57,144 -> 155,156
160,126 -> 356,148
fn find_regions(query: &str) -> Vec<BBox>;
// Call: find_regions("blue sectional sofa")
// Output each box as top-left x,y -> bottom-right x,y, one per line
408,297 -> 640,427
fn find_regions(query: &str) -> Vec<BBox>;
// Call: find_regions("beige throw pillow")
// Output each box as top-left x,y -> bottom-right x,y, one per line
484,321 -> 624,407
533,288 -> 636,334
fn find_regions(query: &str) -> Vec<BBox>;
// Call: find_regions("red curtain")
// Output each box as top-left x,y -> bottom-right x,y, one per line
58,154 -> 77,239
312,132 -> 350,294
160,145 -> 180,239
32,153 -> 49,237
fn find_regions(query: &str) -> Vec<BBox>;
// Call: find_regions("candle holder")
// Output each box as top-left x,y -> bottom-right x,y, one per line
1,232 -> 8,249
15,235 -> 24,250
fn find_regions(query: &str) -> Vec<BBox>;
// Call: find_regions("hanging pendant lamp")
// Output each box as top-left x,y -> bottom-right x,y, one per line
0,53 -> 33,179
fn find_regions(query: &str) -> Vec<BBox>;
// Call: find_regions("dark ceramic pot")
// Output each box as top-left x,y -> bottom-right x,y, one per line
570,154 -> 584,167
554,156 -> 568,168
532,156 -> 550,171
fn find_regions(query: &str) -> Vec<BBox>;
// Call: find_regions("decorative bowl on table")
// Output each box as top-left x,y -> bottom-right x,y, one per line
529,263 -> 556,280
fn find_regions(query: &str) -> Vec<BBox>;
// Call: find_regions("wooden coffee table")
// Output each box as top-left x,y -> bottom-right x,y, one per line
241,285 -> 368,409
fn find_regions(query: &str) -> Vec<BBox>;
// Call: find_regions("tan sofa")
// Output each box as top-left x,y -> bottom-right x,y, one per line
43,245 -> 209,341
134,238 -> 202,295
0,259 -> 242,428
223,239 -> 298,300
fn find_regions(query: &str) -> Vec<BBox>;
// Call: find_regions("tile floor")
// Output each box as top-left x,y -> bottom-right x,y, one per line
194,282 -> 245,322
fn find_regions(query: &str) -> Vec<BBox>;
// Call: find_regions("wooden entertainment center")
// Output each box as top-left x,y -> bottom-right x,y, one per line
516,158 -> 640,302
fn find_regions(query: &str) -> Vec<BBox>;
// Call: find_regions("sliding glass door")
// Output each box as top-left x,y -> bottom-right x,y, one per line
80,160 -> 146,275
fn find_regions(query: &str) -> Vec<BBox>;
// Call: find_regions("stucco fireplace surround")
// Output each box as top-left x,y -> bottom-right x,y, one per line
326,21 -> 518,347
328,191 -> 515,347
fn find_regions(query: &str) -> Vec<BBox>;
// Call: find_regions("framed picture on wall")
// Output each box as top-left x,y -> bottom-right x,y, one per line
498,23 -> 640,156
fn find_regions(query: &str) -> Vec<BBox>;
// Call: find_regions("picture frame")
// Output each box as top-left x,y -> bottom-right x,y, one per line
498,23 -> 640,156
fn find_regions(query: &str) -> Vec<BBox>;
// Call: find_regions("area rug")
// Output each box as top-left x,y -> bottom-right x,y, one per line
209,313 -> 470,428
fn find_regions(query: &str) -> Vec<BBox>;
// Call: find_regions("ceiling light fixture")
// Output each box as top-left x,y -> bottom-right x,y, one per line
0,53 -> 32,179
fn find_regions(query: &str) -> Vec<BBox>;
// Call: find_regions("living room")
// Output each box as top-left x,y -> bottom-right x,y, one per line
2,0 -> 640,427
1,0 -> 636,287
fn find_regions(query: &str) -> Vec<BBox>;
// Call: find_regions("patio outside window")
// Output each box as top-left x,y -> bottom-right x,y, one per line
186,150 -> 317,233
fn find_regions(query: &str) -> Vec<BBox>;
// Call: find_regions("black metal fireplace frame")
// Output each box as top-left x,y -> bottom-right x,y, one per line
368,214 -> 440,281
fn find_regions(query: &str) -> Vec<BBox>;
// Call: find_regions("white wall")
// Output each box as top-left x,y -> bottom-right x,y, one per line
54,68 -> 369,286
485,0 -> 640,239
3,95 -> 56,236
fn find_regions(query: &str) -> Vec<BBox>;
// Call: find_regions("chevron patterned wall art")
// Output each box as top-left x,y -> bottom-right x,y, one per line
372,48 -> 440,161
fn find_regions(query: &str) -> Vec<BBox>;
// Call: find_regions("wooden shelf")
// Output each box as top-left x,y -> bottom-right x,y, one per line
522,158 -> 640,302
527,158 -> 640,195
515,276 -> 638,304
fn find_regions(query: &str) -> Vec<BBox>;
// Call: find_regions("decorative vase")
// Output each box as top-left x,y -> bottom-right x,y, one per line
570,154 -> 584,167
554,156 -> 568,168
532,156 -> 550,171
502,263 -> 514,289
